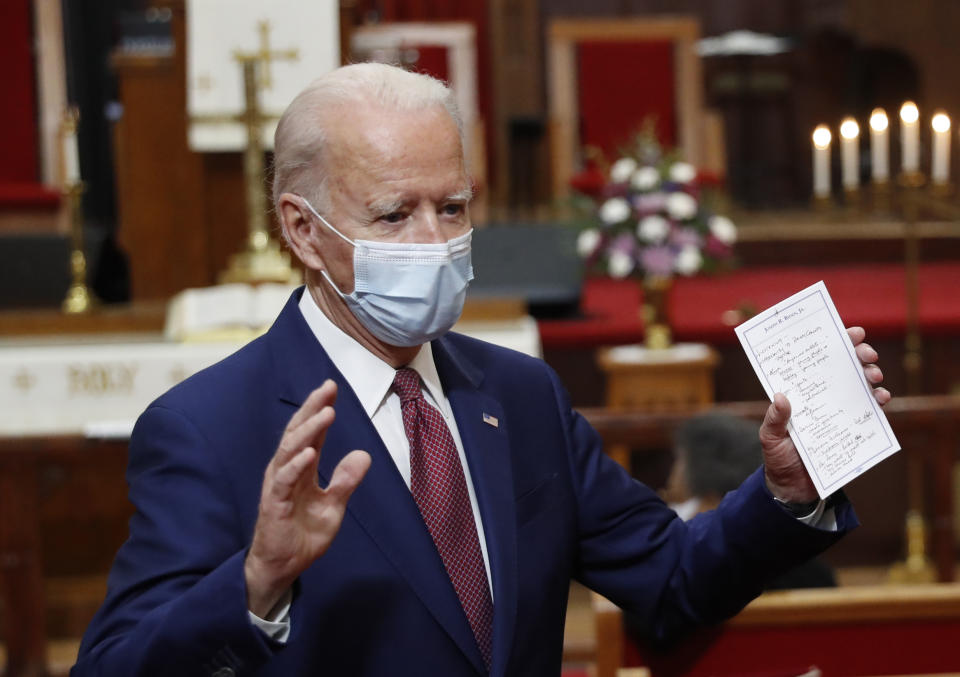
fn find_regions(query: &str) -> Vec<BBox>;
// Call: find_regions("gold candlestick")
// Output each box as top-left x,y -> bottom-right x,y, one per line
888,510 -> 936,584
62,182 -> 97,314
60,109 -> 97,314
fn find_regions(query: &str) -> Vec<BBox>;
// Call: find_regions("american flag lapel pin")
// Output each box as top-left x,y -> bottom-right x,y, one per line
482,412 -> 499,428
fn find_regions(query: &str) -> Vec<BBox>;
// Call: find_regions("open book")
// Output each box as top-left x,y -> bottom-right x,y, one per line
165,283 -> 299,342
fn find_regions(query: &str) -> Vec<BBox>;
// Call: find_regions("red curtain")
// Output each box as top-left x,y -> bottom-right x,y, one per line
577,41 -> 676,157
0,0 -> 39,184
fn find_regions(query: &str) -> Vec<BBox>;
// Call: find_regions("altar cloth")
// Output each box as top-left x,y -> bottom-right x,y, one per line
538,262 -> 960,349
0,317 -> 540,436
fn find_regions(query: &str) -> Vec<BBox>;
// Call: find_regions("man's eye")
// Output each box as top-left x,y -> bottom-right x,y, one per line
382,212 -> 406,224
442,204 -> 465,216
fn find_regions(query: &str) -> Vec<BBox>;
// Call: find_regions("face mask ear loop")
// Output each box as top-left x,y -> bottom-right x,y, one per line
297,196 -> 357,297
299,196 -> 357,248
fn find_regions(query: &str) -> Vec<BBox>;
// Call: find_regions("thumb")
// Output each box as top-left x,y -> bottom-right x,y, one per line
326,449 -> 372,503
760,393 -> 791,442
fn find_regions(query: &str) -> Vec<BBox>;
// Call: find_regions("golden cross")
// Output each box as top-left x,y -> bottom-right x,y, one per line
233,19 -> 299,90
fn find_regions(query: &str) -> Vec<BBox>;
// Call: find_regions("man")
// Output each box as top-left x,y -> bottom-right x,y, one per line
72,63 -> 889,676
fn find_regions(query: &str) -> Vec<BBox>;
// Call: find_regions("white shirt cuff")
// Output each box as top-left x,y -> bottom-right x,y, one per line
796,499 -> 837,531
248,589 -> 292,643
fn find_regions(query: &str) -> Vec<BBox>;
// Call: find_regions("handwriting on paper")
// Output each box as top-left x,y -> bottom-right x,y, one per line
736,281 -> 899,499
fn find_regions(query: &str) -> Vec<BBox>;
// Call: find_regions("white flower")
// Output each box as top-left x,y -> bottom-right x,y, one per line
637,215 -> 670,243
607,250 -> 634,278
675,245 -> 703,275
576,228 -> 601,257
665,191 -> 697,220
630,166 -> 660,191
610,157 -> 638,183
708,215 -> 737,244
599,197 -> 631,224
669,162 -> 697,184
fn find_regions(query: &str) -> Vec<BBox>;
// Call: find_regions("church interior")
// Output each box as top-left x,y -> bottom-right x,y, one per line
3,0 -> 960,675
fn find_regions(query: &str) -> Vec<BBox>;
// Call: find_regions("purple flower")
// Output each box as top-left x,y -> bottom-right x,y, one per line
610,233 -> 636,255
632,192 -> 667,215
669,226 -> 703,249
639,246 -> 675,277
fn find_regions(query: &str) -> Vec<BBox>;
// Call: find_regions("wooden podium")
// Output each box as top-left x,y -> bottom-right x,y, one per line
597,343 -> 719,469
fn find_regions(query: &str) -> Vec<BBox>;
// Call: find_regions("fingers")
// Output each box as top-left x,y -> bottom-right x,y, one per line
274,381 -> 338,467
855,341 -> 879,365
325,450 -> 372,503
760,393 -> 792,440
275,406 -> 336,467
270,446 -> 320,500
873,387 -> 892,406
847,329 -> 890,402
285,380 -> 337,434
864,363 -> 884,385
846,326 -> 866,346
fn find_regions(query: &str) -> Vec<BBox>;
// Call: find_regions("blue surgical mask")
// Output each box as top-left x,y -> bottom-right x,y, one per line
300,197 -> 474,347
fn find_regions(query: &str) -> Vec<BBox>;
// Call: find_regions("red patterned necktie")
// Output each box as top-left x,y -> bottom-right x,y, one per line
393,367 -> 494,670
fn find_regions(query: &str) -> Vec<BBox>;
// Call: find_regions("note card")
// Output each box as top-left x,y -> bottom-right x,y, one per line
735,281 -> 899,499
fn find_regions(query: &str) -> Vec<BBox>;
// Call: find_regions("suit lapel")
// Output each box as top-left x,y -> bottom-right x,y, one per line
434,337 -> 519,677
267,292 -> 486,674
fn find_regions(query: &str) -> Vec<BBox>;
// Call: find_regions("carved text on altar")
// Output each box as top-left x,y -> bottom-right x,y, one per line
67,363 -> 139,397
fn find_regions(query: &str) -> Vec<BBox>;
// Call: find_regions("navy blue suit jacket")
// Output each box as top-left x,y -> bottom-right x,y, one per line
73,289 -> 856,676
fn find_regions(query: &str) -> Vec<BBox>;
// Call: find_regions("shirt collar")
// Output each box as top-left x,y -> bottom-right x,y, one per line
298,288 -> 445,417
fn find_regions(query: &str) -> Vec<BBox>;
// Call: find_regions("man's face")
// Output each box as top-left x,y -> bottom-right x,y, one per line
308,102 -> 472,294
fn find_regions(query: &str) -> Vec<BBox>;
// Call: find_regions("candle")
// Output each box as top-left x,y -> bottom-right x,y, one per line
900,101 -> 920,174
931,112 -> 951,184
812,125 -> 832,198
62,109 -> 80,186
840,117 -> 860,189
869,108 -> 889,182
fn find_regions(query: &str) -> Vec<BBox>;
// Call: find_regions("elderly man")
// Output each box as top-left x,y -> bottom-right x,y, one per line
73,63 -> 889,677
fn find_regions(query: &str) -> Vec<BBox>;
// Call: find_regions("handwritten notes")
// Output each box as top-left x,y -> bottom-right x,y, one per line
735,281 -> 899,499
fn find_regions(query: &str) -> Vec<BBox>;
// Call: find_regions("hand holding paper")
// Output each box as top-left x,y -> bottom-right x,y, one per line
737,282 -> 896,501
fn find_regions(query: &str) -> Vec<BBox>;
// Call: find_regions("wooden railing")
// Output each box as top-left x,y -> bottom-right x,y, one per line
581,394 -> 960,582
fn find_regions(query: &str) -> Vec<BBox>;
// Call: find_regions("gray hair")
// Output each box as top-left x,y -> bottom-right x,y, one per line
271,62 -> 463,215
675,413 -> 763,498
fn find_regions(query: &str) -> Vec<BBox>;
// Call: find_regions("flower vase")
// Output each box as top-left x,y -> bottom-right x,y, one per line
641,276 -> 672,349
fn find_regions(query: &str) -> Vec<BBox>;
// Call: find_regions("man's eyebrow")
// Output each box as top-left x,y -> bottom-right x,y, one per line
367,197 -> 406,215
445,187 -> 474,203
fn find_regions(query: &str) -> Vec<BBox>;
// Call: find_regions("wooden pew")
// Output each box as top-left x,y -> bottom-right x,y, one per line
593,583 -> 960,677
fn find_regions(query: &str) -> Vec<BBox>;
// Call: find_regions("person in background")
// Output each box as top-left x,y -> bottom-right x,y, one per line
663,411 -> 837,589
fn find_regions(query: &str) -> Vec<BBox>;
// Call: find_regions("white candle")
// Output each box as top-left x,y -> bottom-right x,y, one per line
931,112 -> 951,184
62,111 -> 80,185
812,125 -> 832,198
840,117 -> 860,189
900,101 -> 920,174
869,108 -> 889,182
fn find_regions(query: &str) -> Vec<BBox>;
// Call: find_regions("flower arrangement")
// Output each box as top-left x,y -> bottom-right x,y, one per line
575,133 -> 737,281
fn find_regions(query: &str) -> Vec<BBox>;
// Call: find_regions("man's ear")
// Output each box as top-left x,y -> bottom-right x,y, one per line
278,193 -> 324,269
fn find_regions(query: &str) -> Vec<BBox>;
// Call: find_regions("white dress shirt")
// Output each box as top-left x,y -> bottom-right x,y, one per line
248,290 -> 493,641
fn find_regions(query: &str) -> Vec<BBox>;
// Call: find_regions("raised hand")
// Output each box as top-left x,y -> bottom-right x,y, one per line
760,326 -> 890,504
244,380 -> 371,617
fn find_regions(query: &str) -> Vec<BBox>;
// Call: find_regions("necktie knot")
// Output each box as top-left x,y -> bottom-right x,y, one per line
392,367 -> 422,403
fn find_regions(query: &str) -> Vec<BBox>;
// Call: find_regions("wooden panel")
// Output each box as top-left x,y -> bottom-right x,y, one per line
547,17 -> 704,201
112,3 -> 211,300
